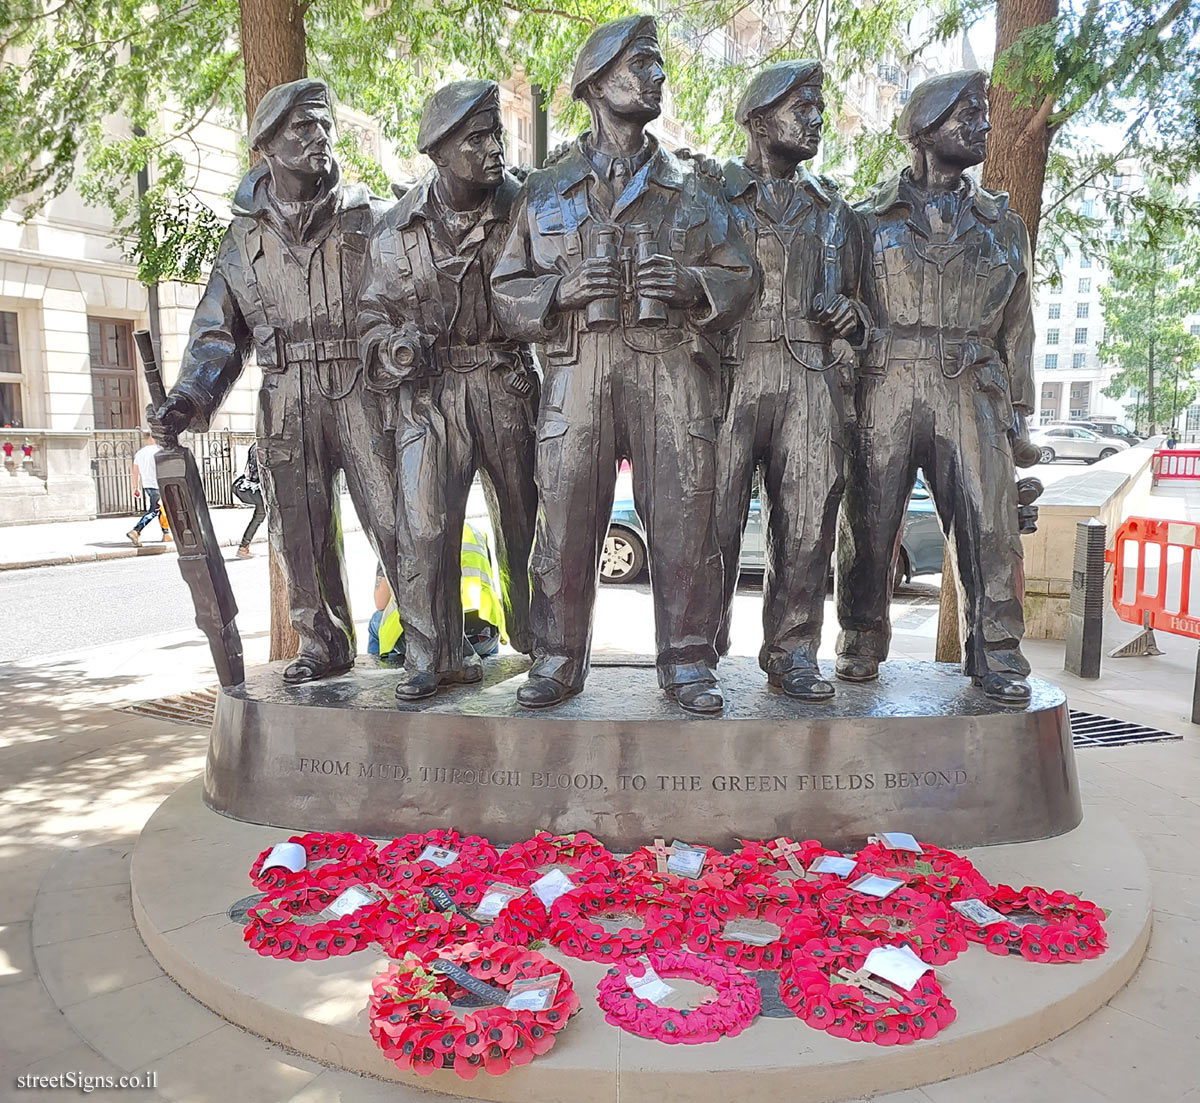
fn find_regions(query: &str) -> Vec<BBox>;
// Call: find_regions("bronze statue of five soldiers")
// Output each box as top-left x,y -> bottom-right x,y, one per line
157,16 -> 1036,712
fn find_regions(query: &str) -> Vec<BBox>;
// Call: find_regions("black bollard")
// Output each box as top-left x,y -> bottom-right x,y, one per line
1065,518 -> 1107,679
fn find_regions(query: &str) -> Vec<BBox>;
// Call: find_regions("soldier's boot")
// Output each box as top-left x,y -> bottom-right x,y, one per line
834,655 -> 879,682
283,652 -> 354,684
668,679 -> 725,715
770,664 -> 835,701
516,675 -> 580,710
396,654 -> 484,702
973,671 -> 1031,706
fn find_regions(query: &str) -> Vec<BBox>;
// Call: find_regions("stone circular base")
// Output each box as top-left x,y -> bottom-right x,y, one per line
205,657 -> 1081,850
134,778 -> 1148,1103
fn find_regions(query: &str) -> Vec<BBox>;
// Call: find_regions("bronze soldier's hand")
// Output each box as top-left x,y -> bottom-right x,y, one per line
154,393 -> 194,441
635,254 -> 703,307
815,294 -> 858,339
555,257 -> 622,310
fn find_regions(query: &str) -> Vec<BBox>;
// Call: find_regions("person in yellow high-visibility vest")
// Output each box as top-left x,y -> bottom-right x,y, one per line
368,521 -> 507,660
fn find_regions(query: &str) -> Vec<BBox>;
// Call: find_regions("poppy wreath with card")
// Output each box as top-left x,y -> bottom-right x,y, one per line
778,935 -> 956,1046
248,831 -> 379,893
960,884 -> 1107,963
242,883 -> 384,961
367,890 -> 487,959
426,869 -> 551,946
596,950 -> 761,1044
854,840 -> 992,901
617,844 -> 739,895
369,941 -> 580,1079
548,883 -> 689,962
731,837 -> 857,888
491,831 -> 620,886
375,829 -> 499,892
818,886 -> 968,965
684,883 -> 825,970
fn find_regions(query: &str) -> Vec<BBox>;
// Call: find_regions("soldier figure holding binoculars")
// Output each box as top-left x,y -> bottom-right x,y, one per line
358,79 -> 538,701
492,15 -> 757,713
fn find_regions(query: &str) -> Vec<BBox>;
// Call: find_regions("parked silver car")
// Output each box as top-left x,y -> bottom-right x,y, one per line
1030,425 -> 1130,464
601,476 -> 945,586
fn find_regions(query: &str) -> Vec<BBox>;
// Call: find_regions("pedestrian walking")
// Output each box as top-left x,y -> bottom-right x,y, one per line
233,441 -> 265,558
127,430 -> 171,547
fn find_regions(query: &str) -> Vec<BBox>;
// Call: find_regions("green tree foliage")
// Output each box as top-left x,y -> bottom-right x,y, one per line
1,0 -> 1198,288
1100,179 -> 1200,433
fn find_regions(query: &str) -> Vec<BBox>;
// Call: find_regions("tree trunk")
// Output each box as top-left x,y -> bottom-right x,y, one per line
239,0 -> 307,132
935,546 -> 961,663
981,0 -> 1059,250
239,0 -> 306,662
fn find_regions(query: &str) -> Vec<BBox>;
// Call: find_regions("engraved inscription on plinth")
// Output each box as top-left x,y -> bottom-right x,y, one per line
206,658 -> 1081,850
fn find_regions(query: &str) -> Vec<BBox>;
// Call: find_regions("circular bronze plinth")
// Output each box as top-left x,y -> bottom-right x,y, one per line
204,657 -> 1081,850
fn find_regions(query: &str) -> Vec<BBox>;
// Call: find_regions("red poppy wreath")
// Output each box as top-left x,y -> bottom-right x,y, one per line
375,829 -> 499,891
617,844 -> 739,894
854,839 -> 992,901
685,883 -> 825,970
248,831 -> 379,893
819,885 -> 968,965
597,950 -> 761,1043
731,837 -> 855,888
491,830 -> 620,885
548,883 -> 689,962
369,941 -> 580,1079
779,935 -> 957,1046
243,883 -> 384,961
366,890 -> 487,959
432,870 -> 552,946
960,884 -> 1107,963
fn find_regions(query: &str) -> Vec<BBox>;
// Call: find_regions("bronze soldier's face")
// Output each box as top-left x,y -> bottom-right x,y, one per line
433,106 -> 506,188
928,90 -> 990,168
755,86 -> 824,163
265,104 -> 335,179
590,39 -> 665,122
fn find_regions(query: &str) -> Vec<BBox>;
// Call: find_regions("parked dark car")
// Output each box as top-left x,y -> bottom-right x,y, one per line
601,476 -> 945,586
1062,418 -> 1143,443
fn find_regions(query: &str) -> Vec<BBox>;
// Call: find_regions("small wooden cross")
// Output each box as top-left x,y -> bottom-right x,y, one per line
835,966 -> 905,1002
770,836 -> 806,875
652,838 -> 674,874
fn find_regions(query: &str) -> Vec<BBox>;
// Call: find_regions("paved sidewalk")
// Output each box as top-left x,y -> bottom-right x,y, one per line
1,593 -> 1198,1101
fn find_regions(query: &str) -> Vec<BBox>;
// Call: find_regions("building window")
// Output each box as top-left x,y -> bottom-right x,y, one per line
1046,329 -> 1059,345
1190,323 -> 1200,337
1080,255 -> 1092,269
1081,198 -> 1095,217
1077,302 -> 1090,318
1078,278 -> 1091,294
1048,304 -> 1061,319
0,311 -> 22,427
1044,353 -> 1058,370
88,317 -> 138,429
1070,407 -> 1089,418
1075,327 -> 1088,344
1073,352 -> 1087,369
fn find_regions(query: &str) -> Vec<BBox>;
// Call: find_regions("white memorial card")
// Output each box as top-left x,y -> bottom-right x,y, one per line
723,918 -> 782,946
863,944 -> 930,992
849,873 -> 906,899
504,973 -> 561,1011
666,842 -> 706,878
531,868 -> 576,908
474,884 -> 526,919
876,831 -> 923,854
324,885 -> 382,919
628,961 -> 674,1003
951,898 -> 1008,927
417,845 -> 460,868
261,842 -> 307,874
809,854 -> 857,877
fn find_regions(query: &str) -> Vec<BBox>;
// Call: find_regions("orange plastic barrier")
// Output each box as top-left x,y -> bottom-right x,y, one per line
1107,516 -> 1200,639
1151,448 -> 1200,484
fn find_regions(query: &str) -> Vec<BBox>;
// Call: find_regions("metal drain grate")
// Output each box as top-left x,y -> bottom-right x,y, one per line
122,687 -> 218,727
1070,710 -> 1182,748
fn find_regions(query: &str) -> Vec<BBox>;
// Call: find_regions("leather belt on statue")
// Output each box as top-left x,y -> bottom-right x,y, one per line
284,338 -> 361,363
742,316 -> 826,345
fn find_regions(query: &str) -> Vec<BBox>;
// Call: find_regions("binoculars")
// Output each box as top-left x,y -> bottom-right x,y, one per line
586,223 -> 668,331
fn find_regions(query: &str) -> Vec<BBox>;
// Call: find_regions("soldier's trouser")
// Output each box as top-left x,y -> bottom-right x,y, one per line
716,341 -> 845,672
393,367 -> 537,675
835,361 -> 1028,678
257,361 -> 399,666
530,335 -> 724,691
